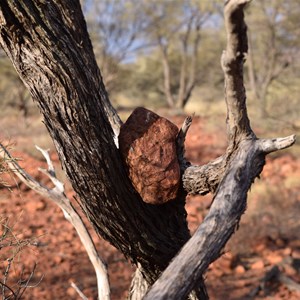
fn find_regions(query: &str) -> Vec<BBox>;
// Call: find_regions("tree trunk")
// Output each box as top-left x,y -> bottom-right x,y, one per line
0,1 -> 206,298
160,44 -> 176,108
176,16 -> 201,110
176,17 -> 192,110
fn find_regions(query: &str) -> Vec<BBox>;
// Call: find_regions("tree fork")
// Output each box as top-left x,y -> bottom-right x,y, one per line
0,0 -> 207,297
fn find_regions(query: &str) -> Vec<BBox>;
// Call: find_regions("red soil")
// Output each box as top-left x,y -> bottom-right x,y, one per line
1,116 -> 300,299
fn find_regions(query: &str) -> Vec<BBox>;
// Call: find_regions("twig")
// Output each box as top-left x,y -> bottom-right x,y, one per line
279,273 -> 300,292
0,144 -> 111,300
0,280 -> 16,299
2,258 -> 12,299
176,115 -> 193,171
17,263 -> 39,299
70,281 -> 88,300
249,265 -> 300,297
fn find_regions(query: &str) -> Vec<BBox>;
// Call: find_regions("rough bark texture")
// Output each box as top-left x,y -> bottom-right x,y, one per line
0,0 -> 207,298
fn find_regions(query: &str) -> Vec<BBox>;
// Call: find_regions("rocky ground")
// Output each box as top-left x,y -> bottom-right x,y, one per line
1,115 -> 300,299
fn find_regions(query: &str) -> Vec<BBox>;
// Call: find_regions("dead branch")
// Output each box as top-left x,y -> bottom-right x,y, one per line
70,281 -> 88,300
176,115 -> 193,171
0,144 -> 110,300
222,0 -> 253,139
182,155 -> 225,195
144,1 -> 295,299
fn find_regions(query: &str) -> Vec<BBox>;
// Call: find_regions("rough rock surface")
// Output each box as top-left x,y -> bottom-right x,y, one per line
118,107 -> 180,204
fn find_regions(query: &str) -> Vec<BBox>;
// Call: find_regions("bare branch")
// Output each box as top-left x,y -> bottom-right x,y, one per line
221,0 -> 253,138
259,135 -> 296,154
176,115 -> 193,171
0,144 -> 111,300
0,280 -> 16,299
70,281 -> 88,300
145,139 -> 265,299
2,258 -> 12,298
182,155 -> 225,195
17,263 -> 38,298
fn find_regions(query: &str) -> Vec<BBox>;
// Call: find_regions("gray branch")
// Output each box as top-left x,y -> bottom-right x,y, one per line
145,0 -> 295,299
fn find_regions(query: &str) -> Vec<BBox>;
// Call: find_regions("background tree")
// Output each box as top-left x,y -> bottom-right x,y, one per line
246,0 -> 300,118
0,50 -> 31,124
82,0 -> 221,110
140,0 -> 215,109
0,1 -> 295,299
82,0 -> 149,93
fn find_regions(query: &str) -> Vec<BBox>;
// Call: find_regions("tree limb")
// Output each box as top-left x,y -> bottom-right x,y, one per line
0,144 -> 111,300
222,0 -> 253,138
144,1 -> 295,298
182,155 -> 226,195
176,115 -> 193,171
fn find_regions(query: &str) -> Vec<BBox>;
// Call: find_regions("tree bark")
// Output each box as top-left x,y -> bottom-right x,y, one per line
0,0 -> 206,298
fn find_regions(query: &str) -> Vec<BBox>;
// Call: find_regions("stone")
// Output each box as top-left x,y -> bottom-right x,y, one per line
235,265 -> 246,274
266,253 -> 283,265
291,249 -> 300,259
282,247 -> 292,256
25,199 -> 47,213
119,107 -> 180,204
251,259 -> 265,270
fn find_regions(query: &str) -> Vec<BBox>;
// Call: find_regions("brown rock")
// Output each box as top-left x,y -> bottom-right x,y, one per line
266,253 -> 283,265
25,199 -> 46,213
251,259 -> 265,270
235,265 -> 246,274
119,107 -> 180,204
253,243 -> 267,253
291,249 -> 300,259
282,247 -> 292,256
66,286 -> 77,297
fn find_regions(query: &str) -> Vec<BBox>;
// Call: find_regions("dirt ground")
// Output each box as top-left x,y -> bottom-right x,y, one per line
1,114 -> 300,299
